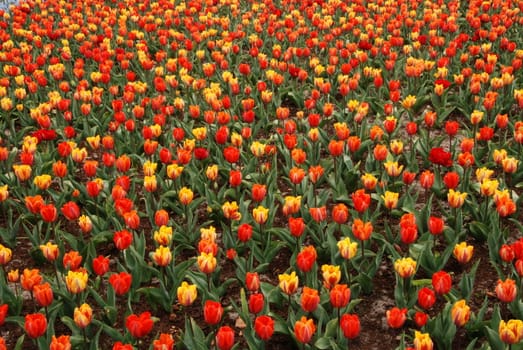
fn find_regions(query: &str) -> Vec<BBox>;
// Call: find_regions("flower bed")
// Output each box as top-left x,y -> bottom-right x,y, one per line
0,0 -> 523,349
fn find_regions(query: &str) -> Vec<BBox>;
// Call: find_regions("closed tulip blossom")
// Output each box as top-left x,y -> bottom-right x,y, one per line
495,278 -> 517,303
294,316 -> 316,344
386,307 -> 407,329
126,312 -> 154,338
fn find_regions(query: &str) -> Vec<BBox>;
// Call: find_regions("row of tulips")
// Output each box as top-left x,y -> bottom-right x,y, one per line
0,0 -> 523,348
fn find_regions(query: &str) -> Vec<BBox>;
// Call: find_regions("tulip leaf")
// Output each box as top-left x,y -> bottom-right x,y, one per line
13,334 -> 24,350
315,336 -> 334,349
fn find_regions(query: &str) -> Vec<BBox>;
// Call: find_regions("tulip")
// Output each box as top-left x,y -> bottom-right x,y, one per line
386,307 -> 407,328
340,314 -> 360,339
381,191 -> 399,210
332,203 -> 349,224
330,284 -> 351,308
62,250 -> 82,271
204,300 -> 223,325
126,312 -> 154,338
153,333 -> 175,350
254,315 -> 275,341
248,293 -> 264,315
300,287 -> 320,313
0,244 -> 12,265
352,219 -> 373,241
278,271 -> 299,295
384,160 -> 403,177
166,164 -> 184,180
154,226 -> 173,246
245,272 -> 260,292
289,167 -> 306,185
361,173 -> 378,190
113,229 -> 133,251
25,195 -> 44,214
152,246 -> 172,267
0,304 -> 7,326
109,272 -> 132,296
24,313 -> 47,338
480,179 -> 498,197
50,335 -> 71,350
177,281 -> 197,306
13,164 -> 32,181
222,201 -> 241,221
74,303 -> 93,328
294,316 -> 316,344
252,205 -> 269,225
40,203 -> 58,222
428,216 -> 444,235
282,196 -> 301,216
351,189 -> 371,213
394,257 -> 417,278
328,140 -> 344,157
414,311 -> 429,328
413,331 -> 433,350
296,246 -> 317,273
216,326 -> 235,350
432,270 -> 452,295
92,255 -> 110,277
197,252 -> 217,274
0,185 -> 8,202
33,174 -> 52,190
417,287 -> 436,310
499,319 -> 523,344
33,282 -> 53,307
309,206 -> 327,222
451,300 -> 470,327
65,270 -> 88,294
251,184 -> 267,202
448,189 -> 467,208
337,237 -> 358,260
495,278 -> 517,303
321,264 -> 341,289
21,269 -> 43,291
178,187 -> 194,205
453,242 -> 474,264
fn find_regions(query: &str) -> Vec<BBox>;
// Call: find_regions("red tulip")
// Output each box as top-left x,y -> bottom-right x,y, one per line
496,279 -> 517,303
288,217 -> 305,238
351,189 -> 370,213
294,316 -> 316,344
125,312 -> 154,338
296,246 -> 317,273
109,272 -> 132,295
60,202 -> 80,221
245,272 -> 260,292
203,300 -> 223,325
417,287 -> 436,310
330,284 -> 351,308
92,255 -> 110,276
0,304 -> 8,326
428,216 -> 445,235
332,203 -> 349,224
248,293 -> 264,315
223,146 -> 240,164
113,229 -> 133,251
228,170 -> 242,187
254,315 -> 274,341
62,251 -> 82,271
251,184 -> 267,202
25,313 -> 47,338
340,314 -> 360,339
237,223 -> 253,243
300,287 -> 320,313
414,311 -> 429,328
153,333 -> 175,350
33,282 -> 54,307
40,203 -> 58,223
386,307 -> 407,329
432,271 -> 452,295
216,326 -> 235,350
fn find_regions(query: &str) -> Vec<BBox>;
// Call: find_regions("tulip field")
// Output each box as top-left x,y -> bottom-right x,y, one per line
1,0 -> 523,348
